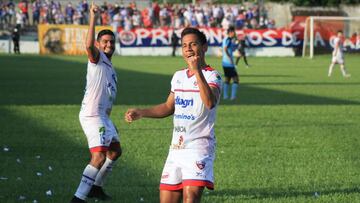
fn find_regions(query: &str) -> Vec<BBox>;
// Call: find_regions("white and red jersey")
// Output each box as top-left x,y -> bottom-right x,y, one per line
332,37 -> 345,64
333,36 -> 344,58
80,51 -> 117,117
170,66 -> 222,154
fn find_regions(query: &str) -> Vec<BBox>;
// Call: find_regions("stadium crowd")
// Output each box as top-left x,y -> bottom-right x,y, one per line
0,0 -> 275,30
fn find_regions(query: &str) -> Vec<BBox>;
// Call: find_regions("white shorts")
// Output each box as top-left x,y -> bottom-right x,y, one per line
332,54 -> 344,64
159,149 -> 215,191
79,115 -> 120,152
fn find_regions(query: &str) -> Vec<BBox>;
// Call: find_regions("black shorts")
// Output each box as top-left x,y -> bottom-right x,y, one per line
238,49 -> 245,56
223,67 -> 238,78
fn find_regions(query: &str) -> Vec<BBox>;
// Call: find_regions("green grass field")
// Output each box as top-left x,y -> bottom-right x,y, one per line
0,53 -> 360,203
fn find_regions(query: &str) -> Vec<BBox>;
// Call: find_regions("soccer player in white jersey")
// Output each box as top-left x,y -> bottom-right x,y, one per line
125,27 -> 222,203
70,2 -> 121,203
328,30 -> 351,78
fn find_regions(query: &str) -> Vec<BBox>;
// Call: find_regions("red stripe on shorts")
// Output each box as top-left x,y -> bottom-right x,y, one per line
159,183 -> 183,191
183,179 -> 214,190
90,146 -> 109,152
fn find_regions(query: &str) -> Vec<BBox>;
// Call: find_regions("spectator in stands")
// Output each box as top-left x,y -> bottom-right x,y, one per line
15,10 -> 23,28
32,0 -> 41,25
65,2 -> 75,24
132,10 -> 141,28
18,0 -> 28,25
0,1 -> 271,33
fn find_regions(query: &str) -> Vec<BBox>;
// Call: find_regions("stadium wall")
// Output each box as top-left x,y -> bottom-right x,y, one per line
0,40 -> 39,54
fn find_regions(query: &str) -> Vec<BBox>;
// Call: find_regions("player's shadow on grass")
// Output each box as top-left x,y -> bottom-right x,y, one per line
0,54 -> 359,105
241,74 -> 298,78
207,187 -> 360,200
221,84 -> 360,105
0,106 -> 163,202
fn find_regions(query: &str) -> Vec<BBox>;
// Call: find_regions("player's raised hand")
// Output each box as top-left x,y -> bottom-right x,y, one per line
186,55 -> 201,72
125,109 -> 142,123
90,1 -> 99,16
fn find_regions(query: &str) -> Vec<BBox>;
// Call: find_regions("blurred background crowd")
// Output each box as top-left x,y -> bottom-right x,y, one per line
0,0 -> 275,31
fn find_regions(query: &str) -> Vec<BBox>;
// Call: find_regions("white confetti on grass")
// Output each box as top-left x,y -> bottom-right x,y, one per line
48,166 -> 53,171
140,197 -> 144,202
16,177 -> 22,181
46,190 -> 53,196
3,147 -> 10,152
16,158 -> 21,164
18,195 -> 26,200
0,177 -> 8,180
35,155 -> 41,159
36,172 -> 42,176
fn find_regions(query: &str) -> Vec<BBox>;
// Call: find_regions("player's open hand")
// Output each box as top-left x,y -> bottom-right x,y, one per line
125,109 -> 142,123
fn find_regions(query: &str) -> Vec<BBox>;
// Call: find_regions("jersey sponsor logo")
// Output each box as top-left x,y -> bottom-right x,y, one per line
196,161 -> 206,170
174,126 -> 186,133
175,96 -> 194,108
174,113 -> 195,120
119,30 -> 136,45
196,172 -> 206,178
171,135 -> 185,149
161,172 -> 169,180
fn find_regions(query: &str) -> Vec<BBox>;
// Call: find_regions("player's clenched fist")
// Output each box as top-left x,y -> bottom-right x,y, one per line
186,55 -> 201,72
125,109 -> 142,123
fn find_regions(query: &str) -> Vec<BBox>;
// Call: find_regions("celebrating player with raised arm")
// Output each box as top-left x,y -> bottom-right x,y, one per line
70,2 -> 121,203
125,27 -> 222,203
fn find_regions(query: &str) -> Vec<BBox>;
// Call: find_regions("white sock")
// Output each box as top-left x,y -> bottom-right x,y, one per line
230,83 -> 239,99
340,65 -> 348,76
75,164 -> 99,200
223,83 -> 229,99
94,157 -> 116,187
328,64 -> 334,76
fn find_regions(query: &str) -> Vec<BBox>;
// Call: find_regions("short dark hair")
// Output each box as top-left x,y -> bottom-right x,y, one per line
337,30 -> 343,34
227,26 -> 235,33
97,29 -> 115,41
181,27 -> 207,45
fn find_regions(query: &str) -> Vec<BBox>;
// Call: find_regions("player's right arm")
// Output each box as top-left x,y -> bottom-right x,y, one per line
224,38 -> 234,64
124,92 -> 175,123
86,1 -> 100,63
333,38 -> 339,57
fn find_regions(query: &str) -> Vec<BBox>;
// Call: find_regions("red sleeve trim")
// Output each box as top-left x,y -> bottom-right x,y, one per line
204,66 -> 215,71
90,146 -> 109,152
208,83 -> 220,89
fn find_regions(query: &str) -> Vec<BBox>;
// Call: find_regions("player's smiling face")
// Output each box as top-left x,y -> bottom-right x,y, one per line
97,34 -> 115,56
181,34 -> 207,60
